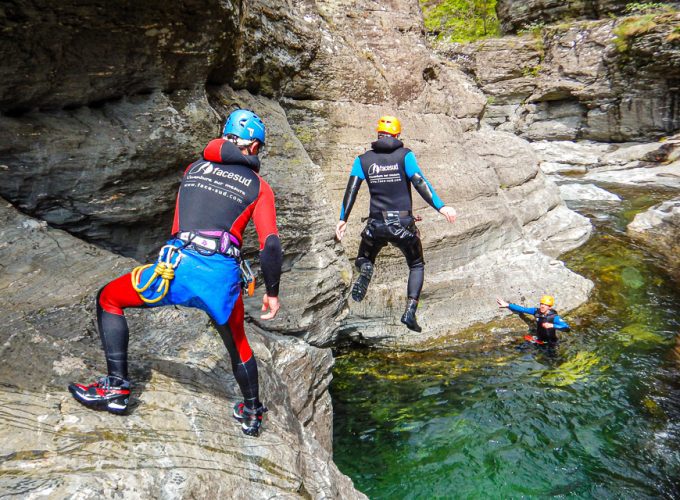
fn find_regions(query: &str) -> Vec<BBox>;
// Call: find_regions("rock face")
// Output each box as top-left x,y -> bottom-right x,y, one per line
496,0 -> 629,33
0,199 -> 364,498
628,197 -> 680,281
0,0 -> 592,350
440,13 -> 680,143
0,1 -> 597,494
530,135 -> 680,189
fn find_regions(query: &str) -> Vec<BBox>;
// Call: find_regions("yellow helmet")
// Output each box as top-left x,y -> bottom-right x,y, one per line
540,295 -> 555,307
377,115 -> 401,136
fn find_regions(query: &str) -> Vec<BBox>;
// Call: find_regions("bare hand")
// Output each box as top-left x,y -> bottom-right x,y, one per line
496,297 -> 509,308
336,221 -> 347,241
542,322 -> 554,329
261,294 -> 280,320
439,206 -> 457,223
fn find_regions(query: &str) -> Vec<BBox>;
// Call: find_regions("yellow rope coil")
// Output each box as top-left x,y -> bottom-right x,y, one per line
131,245 -> 182,304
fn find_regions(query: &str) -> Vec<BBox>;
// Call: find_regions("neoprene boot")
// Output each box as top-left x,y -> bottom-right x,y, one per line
400,298 -> 422,333
351,262 -> 373,302
233,402 -> 268,437
68,375 -> 131,414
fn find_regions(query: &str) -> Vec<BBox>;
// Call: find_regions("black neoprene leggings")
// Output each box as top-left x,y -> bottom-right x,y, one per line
355,218 -> 425,300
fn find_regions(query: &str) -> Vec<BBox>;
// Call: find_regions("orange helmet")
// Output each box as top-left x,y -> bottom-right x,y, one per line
540,295 -> 555,307
377,115 -> 401,136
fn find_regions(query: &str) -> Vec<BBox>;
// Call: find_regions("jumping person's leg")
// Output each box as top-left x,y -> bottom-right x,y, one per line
396,234 -> 425,332
352,223 -> 386,302
398,235 -> 425,301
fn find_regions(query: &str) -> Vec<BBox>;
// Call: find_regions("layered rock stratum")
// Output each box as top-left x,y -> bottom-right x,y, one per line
440,13 -> 680,143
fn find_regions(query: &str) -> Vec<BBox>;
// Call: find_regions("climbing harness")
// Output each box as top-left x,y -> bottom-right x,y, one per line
176,231 -> 241,258
131,245 -> 183,304
240,258 -> 256,297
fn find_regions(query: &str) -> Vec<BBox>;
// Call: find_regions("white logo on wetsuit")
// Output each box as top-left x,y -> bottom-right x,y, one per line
191,162 -> 215,175
368,163 -> 399,176
189,161 -> 253,187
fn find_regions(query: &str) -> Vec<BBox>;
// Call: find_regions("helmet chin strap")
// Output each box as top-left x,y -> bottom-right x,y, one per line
224,135 -> 261,156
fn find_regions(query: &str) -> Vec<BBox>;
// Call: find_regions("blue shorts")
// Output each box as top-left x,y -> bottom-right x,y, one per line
136,239 -> 241,325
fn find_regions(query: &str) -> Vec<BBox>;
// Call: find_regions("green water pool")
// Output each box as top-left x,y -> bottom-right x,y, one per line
331,187 -> 680,498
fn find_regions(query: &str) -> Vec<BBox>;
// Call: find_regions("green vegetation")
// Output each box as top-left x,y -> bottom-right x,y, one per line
613,13 -> 663,51
517,20 -> 546,36
612,3 -> 678,51
521,64 -> 542,77
624,2 -> 675,14
420,0 -> 501,43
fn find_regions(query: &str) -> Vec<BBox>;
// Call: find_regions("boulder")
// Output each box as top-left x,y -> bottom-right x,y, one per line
0,0 -> 594,350
558,183 -> 622,201
628,197 -> 680,281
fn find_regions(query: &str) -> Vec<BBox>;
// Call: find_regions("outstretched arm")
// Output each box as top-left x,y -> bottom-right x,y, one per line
337,158 -> 364,240
404,152 -> 456,222
507,303 -> 538,316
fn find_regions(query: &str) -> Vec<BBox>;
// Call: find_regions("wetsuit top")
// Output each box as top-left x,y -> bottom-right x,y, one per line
508,303 -> 570,342
339,136 -> 445,221
171,138 -> 282,296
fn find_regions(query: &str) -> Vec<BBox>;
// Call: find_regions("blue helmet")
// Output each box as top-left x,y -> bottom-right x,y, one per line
222,109 -> 266,144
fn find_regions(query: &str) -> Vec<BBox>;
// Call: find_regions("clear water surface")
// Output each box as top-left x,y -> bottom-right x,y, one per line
331,186 -> 680,498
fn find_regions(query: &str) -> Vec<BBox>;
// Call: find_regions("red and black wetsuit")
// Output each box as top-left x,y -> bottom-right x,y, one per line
96,138 -> 282,409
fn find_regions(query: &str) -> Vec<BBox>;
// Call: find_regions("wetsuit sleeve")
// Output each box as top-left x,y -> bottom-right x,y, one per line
552,315 -> 570,331
252,181 -> 282,297
404,152 -> 445,211
508,303 -> 537,315
339,157 -> 364,221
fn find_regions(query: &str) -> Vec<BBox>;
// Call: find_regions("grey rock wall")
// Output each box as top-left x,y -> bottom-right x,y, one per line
0,0 -> 593,349
440,14 -> 680,143
496,0 -> 630,33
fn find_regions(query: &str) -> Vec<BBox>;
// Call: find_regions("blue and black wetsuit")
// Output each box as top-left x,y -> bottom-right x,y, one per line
339,136 -> 445,300
508,304 -> 570,343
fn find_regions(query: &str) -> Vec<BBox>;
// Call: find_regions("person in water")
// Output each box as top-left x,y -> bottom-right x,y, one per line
69,109 -> 282,437
335,115 -> 457,332
496,295 -> 570,344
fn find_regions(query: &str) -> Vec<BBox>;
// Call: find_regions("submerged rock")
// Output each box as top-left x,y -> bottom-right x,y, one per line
627,197 -> 680,281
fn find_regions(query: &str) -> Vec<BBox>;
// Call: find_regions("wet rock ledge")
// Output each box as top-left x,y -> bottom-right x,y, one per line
0,199 -> 364,498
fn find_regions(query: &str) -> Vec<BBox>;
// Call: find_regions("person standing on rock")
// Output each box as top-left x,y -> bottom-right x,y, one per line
496,295 -> 570,344
69,109 -> 282,437
335,115 -> 457,332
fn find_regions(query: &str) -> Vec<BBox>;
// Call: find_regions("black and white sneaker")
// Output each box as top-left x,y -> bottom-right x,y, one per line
68,376 -> 131,414
351,262 -> 373,302
233,402 -> 268,437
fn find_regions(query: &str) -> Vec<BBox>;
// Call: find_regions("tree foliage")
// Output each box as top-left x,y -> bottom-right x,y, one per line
420,0 -> 501,43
